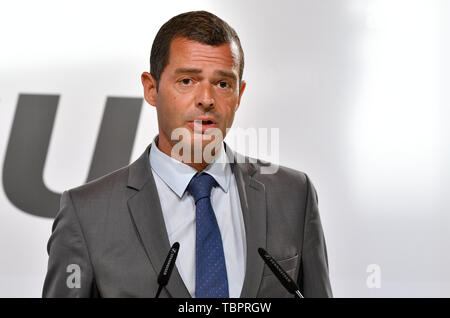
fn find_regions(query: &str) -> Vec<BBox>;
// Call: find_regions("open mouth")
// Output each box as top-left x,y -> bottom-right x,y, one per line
189,119 -> 218,133
194,119 -> 214,125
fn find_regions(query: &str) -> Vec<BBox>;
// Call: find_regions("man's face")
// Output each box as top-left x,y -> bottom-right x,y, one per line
142,37 -> 246,162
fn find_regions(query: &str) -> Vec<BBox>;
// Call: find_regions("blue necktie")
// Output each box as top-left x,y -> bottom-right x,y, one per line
187,173 -> 229,298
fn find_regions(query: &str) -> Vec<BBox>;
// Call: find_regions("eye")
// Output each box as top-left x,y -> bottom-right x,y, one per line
181,78 -> 192,85
218,81 -> 229,88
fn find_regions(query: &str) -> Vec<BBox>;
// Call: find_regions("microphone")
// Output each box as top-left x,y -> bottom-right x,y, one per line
258,247 -> 304,299
155,242 -> 180,298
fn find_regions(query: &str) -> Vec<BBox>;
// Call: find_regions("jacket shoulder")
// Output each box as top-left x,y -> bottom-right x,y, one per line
246,155 -> 310,187
67,164 -> 130,204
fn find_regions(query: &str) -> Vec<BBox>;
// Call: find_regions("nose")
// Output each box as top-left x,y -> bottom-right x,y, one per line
196,83 -> 215,110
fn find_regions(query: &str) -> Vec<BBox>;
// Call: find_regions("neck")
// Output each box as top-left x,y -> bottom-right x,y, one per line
156,135 -> 221,171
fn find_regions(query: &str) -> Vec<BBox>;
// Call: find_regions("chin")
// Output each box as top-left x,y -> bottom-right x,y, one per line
179,135 -> 222,163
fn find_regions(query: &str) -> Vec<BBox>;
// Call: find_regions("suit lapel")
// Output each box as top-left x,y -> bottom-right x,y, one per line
225,144 -> 267,298
126,143 -> 267,298
126,145 -> 191,298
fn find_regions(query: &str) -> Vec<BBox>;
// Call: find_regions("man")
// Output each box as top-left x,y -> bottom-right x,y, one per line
43,10 -> 332,298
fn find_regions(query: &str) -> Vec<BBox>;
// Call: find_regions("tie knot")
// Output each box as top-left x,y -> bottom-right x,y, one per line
187,173 -> 217,204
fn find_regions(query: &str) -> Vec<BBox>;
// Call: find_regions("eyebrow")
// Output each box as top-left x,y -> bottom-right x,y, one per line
174,68 -> 237,81
174,68 -> 202,74
215,70 -> 237,81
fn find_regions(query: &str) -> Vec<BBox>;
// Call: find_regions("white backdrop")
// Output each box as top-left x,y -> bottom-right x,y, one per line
1,0 -> 449,297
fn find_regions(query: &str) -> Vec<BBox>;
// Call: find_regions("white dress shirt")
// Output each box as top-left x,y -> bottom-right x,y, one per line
149,136 -> 246,298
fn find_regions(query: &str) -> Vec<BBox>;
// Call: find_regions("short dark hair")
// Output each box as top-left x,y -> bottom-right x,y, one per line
150,11 -> 244,89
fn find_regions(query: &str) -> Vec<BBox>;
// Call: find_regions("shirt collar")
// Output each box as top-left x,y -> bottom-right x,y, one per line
149,135 -> 231,198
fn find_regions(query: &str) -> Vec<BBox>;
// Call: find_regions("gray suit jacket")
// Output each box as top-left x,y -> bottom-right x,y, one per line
42,143 -> 332,298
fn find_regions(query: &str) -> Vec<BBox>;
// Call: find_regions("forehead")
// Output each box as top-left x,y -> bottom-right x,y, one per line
166,37 -> 239,72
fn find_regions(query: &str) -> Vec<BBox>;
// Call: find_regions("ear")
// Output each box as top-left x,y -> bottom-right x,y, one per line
235,80 -> 246,112
141,72 -> 158,106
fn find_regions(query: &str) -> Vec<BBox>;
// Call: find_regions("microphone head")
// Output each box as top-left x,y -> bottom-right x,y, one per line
157,242 -> 180,287
258,248 -> 300,295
